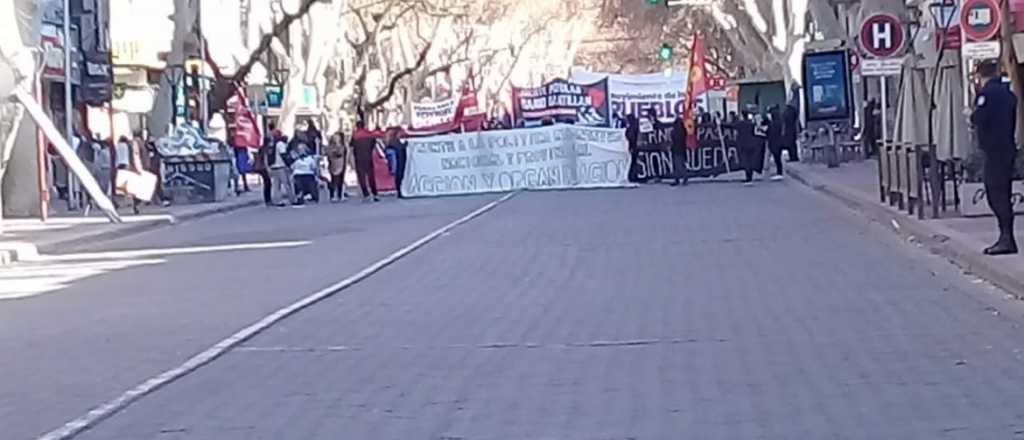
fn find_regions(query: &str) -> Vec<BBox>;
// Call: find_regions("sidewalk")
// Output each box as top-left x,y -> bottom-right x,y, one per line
787,159 -> 1024,297
0,191 -> 263,262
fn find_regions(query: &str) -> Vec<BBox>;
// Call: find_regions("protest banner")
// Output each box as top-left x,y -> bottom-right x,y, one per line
570,69 -> 709,121
402,125 -> 630,197
512,79 -> 611,127
633,122 -> 740,181
410,96 -> 459,130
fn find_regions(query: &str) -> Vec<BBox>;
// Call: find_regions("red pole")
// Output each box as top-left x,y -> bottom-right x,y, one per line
35,79 -> 49,222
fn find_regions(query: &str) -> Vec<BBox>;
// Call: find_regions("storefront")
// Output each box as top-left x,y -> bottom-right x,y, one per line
38,1 -> 84,205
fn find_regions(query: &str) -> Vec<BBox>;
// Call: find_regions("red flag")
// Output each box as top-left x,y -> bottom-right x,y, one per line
682,34 -> 709,149
228,90 -> 261,148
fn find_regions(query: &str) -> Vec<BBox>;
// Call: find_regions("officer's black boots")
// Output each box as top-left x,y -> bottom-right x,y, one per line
984,226 -> 1018,256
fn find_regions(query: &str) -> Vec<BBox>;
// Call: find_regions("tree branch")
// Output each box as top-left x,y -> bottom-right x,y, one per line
494,18 -> 551,93
227,0 -> 325,84
366,40 -> 434,110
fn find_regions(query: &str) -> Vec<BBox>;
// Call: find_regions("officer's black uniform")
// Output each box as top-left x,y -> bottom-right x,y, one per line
971,76 -> 1019,255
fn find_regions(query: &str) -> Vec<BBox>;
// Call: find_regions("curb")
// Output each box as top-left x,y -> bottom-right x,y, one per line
33,199 -> 263,255
787,166 -> 1024,299
0,241 -> 40,267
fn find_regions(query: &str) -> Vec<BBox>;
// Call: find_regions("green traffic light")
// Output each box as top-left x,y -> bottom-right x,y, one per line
658,43 -> 672,60
646,0 -> 660,4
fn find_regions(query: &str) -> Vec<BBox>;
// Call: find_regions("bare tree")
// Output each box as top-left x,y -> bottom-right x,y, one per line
148,0 -> 328,137
0,0 -> 41,218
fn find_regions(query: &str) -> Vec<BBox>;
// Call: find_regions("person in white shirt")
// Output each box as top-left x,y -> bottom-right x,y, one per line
92,138 -> 112,196
267,135 -> 295,206
114,136 -> 139,213
115,136 -> 131,170
291,145 -> 319,204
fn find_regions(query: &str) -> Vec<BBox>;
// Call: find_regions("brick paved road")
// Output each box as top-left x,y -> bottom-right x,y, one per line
40,183 -> 1024,439
0,195 -> 499,440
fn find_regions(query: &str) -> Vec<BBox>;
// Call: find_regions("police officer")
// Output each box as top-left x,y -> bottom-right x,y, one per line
970,59 -> 1018,255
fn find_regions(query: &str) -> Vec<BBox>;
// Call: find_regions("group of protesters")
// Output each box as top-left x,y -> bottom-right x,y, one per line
50,129 -> 170,214
735,101 -> 801,185
249,120 -> 410,207
622,99 -> 802,186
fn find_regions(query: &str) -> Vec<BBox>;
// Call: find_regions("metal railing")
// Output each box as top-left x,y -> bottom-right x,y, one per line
877,140 -> 952,220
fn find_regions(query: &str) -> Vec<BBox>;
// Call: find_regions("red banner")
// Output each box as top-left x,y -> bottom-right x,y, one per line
683,34 -> 709,149
228,91 -> 261,148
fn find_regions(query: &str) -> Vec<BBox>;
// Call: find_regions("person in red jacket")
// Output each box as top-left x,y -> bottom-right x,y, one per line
349,120 -> 379,202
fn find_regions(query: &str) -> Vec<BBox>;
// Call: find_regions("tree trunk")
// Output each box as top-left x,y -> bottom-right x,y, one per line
277,19 -> 307,135
1,0 -> 44,218
148,0 -> 197,137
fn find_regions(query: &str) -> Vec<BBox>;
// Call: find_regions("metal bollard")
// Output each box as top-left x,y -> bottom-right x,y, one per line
825,123 -> 839,168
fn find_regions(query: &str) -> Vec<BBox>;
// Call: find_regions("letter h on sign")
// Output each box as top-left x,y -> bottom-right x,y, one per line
860,14 -> 904,57
872,22 -> 892,51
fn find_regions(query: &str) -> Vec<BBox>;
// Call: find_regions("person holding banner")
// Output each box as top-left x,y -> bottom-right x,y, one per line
384,128 -> 408,199
350,121 -> 380,202
737,108 -> 766,186
670,116 -> 688,186
625,114 -> 640,183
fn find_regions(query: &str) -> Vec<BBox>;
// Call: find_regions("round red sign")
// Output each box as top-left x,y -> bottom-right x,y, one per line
859,14 -> 905,57
960,0 -> 1001,41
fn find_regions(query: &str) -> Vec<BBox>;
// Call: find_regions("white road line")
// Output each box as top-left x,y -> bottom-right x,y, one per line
33,191 -> 519,440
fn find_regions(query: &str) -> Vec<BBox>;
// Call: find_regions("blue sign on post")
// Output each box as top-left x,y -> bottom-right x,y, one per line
801,50 -> 853,122
266,86 -> 283,108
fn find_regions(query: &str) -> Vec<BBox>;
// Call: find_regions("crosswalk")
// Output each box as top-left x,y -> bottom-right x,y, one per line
0,240 -> 310,300
0,258 -> 162,300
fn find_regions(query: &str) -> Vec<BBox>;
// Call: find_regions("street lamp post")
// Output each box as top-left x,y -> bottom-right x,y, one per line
197,0 -> 209,134
63,0 -> 76,210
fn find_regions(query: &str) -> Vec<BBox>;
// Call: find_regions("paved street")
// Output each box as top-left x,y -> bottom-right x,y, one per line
0,195 -> 500,440
8,182 -> 1024,439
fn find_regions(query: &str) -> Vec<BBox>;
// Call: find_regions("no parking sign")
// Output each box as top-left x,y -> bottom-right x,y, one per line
960,0 -> 1002,41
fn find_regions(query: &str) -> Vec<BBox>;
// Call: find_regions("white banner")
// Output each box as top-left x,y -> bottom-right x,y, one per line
411,97 -> 458,129
571,69 -> 709,121
403,125 -> 631,197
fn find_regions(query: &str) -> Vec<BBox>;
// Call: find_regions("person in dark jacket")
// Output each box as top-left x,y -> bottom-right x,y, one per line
350,120 -> 379,202
670,116 -> 688,186
862,99 -> 880,157
783,85 -> 802,161
766,106 -> 785,180
625,114 -> 640,183
305,120 -> 323,155
384,128 -> 408,198
737,108 -> 766,185
970,60 -> 1018,255
254,136 -> 274,206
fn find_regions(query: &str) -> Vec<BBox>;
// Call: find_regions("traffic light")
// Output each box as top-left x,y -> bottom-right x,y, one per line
646,0 -> 660,4
658,43 -> 673,60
